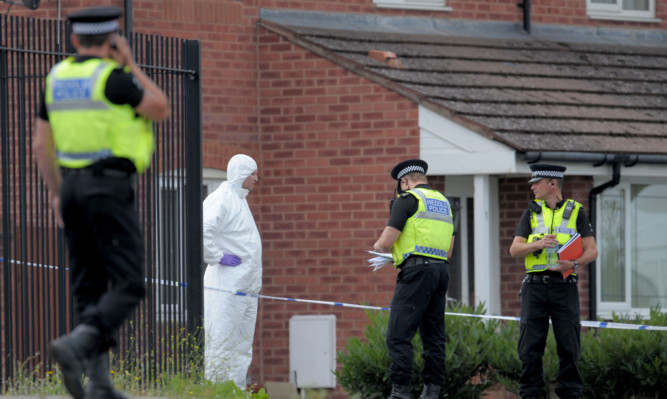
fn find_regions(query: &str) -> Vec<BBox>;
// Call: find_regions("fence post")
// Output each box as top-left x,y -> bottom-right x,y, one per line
0,44 -> 15,385
182,39 -> 203,362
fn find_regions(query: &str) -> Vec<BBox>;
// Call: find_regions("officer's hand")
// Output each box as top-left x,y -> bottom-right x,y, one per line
553,259 -> 574,273
52,193 -> 64,228
109,34 -> 134,67
540,234 -> 558,249
373,240 -> 386,253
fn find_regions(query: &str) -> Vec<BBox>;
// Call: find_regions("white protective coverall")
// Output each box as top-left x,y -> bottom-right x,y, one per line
202,154 -> 262,387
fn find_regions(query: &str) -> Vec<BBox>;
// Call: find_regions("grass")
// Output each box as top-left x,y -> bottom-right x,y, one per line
2,360 -> 268,398
2,326 -> 268,399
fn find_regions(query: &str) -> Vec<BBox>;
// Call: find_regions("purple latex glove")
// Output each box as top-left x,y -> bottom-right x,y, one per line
219,253 -> 242,267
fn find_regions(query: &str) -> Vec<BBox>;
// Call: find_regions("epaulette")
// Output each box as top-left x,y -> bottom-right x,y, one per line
400,192 -> 411,198
528,200 -> 542,214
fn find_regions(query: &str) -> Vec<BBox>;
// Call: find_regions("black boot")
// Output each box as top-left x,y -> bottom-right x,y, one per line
388,384 -> 411,399
86,352 -> 128,399
49,324 -> 101,399
419,383 -> 441,399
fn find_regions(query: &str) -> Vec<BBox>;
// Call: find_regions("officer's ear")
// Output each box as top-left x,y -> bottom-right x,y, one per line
71,33 -> 80,49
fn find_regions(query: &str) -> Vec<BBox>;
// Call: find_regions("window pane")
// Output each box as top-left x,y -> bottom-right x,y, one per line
591,0 -> 617,4
447,197 -> 462,302
623,0 -> 649,10
631,184 -> 667,308
466,197 -> 475,305
600,190 -> 625,302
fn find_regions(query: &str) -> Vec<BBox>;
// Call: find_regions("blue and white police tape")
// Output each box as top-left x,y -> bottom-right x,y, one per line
204,285 -> 667,331
2,257 -> 666,331
0,257 -> 184,287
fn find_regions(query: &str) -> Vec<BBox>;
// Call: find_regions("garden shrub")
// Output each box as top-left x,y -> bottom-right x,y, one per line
336,302 -> 498,399
485,319 -> 559,397
579,307 -> 666,399
337,303 -> 666,398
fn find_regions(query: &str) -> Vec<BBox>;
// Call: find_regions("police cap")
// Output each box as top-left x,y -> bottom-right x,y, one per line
68,6 -> 122,35
528,163 -> 566,184
391,159 -> 428,181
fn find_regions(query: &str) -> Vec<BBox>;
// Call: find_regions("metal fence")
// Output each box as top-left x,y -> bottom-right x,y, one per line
0,14 -> 203,387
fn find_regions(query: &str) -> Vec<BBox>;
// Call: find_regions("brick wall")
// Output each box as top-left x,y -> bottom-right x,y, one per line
5,0 -> 666,32
4,0 -> 263,171
254,26 -> 420,389
257,0 -> 667,29
132,0 -> 262,170
499,176 -> 594,319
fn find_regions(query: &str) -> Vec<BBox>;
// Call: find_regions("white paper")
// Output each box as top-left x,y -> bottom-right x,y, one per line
366,251 -> 392,271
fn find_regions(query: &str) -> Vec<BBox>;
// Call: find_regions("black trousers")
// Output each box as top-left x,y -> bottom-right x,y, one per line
60,172 -> 146,352
518,276 -> 582,399
386,261 -> 449,387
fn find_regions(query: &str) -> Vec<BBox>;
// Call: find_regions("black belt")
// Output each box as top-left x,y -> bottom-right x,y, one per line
400,257 -> 447,269
63,167 -> 134,178
524,273 -> 577,284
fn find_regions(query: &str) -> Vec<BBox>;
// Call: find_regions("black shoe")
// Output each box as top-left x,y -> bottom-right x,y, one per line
87,382 -> 128,399
388,384 -> 411,399
419,383 -> 440,399
49,324 -> 101,399
86,352 -> 128,399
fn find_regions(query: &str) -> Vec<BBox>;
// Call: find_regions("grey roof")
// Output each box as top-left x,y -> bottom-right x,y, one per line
259,10 -> 667,155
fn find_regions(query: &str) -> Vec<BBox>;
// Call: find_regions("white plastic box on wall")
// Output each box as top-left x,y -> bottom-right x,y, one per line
289,314 -> 336,388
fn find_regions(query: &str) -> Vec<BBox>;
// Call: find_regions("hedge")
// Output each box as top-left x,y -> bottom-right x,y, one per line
336,303 -> 666,399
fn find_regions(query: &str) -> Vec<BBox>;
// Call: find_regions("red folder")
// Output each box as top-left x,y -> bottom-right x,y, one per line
558,233 -> 582,279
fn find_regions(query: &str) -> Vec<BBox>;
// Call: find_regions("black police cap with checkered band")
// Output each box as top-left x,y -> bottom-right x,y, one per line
391,159 -> 428,181
67,6 -> 122,35
528,163 -> 566,184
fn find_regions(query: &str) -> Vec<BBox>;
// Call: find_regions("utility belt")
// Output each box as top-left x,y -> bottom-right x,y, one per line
400,256 -> 447,269
523,271 -> 577,285
61,164 -> 135,179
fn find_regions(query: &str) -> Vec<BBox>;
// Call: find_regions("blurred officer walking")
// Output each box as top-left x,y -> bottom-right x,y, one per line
33,6 -> 168,399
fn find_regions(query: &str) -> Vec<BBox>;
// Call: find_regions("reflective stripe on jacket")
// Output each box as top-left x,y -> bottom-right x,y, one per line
45,57 -> 154,172
525,199 -> 581,273
392,187 -> 454,267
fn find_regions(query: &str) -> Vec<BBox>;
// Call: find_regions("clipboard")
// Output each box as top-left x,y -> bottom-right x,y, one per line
557,233 -> 582,278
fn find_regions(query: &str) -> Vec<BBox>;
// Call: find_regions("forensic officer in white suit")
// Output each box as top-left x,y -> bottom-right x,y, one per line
202,154 -> 261,388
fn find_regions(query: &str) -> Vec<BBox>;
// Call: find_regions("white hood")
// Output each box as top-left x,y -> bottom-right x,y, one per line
227,154 -> 257,191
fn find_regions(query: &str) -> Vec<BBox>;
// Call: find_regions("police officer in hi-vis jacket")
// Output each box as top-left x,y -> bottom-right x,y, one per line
373,159 -> 455,399
510,164 -> 598,399
33,6 -> 168,399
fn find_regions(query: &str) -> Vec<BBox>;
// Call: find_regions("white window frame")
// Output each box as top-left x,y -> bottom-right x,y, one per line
586,0 -> 658,22
155,171 -> 186,322
596,179 -> 667,319
442,176 -> 473,306
155,168 -> 225,321
374,0 -> 452,12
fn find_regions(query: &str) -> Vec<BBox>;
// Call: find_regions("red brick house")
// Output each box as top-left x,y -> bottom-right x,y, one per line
5,0 -> 667,395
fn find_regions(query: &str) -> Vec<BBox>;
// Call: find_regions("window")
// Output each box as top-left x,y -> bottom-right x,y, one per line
597,183 -> 667,317
155,168 -> 225,321
447,197 -> 475,306
374,0 -> 451,12
587,0 -> 656,22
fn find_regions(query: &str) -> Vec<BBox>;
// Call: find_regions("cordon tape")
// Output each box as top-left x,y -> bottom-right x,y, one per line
2,257 -> 666,331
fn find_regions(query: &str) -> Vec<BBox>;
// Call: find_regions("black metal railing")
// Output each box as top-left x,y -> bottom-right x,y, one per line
0,14 -> 203,388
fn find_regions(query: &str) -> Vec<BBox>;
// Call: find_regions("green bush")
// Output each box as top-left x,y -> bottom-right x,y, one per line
579,307 -> 667,399
337,303 -> 666,399
336,302 -> 497,399
486,321 -> 558,396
